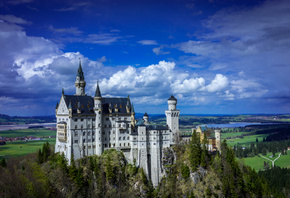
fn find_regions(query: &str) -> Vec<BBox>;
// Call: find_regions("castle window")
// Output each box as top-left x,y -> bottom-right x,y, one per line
113,138 -> 115,140
127,137 -> 129,140
119,143 -> 121,147
104,125 -> 106,128
128,143 -> 130,146
98,124 -> 101,127
88,146 -> 91,149
81,125 -> 83,129
83,132 -> 85,136
88,132 -> 90,136
106,118 -> 109,121
124,118 -> 127,120
88,124 -> 90,128
93,118 -> 95,121
83,146 -> 86,149
83,139 -> 86,143
119,124 -> 121,127
93,138 -> 95,141
102,132 -> 105,135
127,124 -> 130,127
74,131 -> 78,136
75,125 -> 77,129
113,125 -> 115,127
124,143 -> 125,146
109,143 -> 111,147
81,118 -> 84,121
105,138 -> 106,141
119,137 -> 121,140
93,145 -> 96,148
123,137 -> 125,140
112,118 -> 115,120
74,140 -> 78,143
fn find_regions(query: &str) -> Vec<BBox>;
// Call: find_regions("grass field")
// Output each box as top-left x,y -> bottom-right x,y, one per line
0,138 -> 55,159
238,150 -> 290,171
0,128 -> 56,160
0,128 -> 56,138
223,132 -> 268,147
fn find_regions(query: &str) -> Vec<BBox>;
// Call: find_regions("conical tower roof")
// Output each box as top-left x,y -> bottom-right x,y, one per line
95,81 -> 101,97
77,59 -> 84,81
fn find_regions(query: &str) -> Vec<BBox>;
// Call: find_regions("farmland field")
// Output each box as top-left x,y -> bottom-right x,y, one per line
0,128 -> 56,159
240,150 -> 290,171
0,128 -> 56,138
0,138 -> 55,159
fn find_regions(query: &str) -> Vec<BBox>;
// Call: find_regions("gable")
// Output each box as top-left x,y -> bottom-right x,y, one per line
57,96 -> 69,115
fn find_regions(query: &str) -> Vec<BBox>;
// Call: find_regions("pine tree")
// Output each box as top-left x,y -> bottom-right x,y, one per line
0,158 -> 6,167
189,130 -> 201,172
200,132 -> 209,168
37,148 -> 43,164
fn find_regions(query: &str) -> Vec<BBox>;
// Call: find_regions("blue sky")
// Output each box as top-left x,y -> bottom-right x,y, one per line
0,0 -> 290,116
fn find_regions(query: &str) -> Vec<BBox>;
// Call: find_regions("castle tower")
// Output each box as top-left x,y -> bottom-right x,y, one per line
94,82 -> 103,155
143,112 -> 149,125
214,129 -> 221,151
75,59 -> 86,96
165,95 -> 180,144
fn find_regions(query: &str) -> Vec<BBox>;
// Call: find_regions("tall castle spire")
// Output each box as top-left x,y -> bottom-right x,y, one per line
75,58 -> 86,96
95,81 -> 101,97
77,58 -> 84,81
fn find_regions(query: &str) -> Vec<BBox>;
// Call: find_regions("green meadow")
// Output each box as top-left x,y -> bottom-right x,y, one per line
0,128 -> 56,159
0,128 -> 55,138
239,150 -> 290,171
0,138 -> 56,159
222,132 -> 268,147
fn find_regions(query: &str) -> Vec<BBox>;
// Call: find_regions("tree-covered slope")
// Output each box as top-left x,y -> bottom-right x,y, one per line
0,137 -> 284,197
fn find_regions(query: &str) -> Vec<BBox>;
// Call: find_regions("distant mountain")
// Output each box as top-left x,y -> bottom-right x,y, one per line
0,114 -> 56,125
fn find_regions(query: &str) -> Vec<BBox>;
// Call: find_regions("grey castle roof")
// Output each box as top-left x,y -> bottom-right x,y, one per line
144,112 -> 148,117
102,97 -> 130,114
146,125 -> 168,130
77,60 -> 85,81
136,119 -> 168,130
64,95 -> 94,115
168,95 -> 177,101
63,95 -> 131,115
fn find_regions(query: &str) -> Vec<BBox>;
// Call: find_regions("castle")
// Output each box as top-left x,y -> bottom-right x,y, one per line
55,60 -> 180,186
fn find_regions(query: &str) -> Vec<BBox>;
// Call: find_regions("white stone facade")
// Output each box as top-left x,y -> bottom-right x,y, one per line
55,63 -> 180,186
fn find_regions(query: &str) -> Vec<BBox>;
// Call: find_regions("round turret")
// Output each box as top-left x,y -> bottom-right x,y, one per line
167,95 -> 177,110
143,112 -> 149,125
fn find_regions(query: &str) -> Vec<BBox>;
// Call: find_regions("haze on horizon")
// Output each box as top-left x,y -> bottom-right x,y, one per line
0,0 -> 290,116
